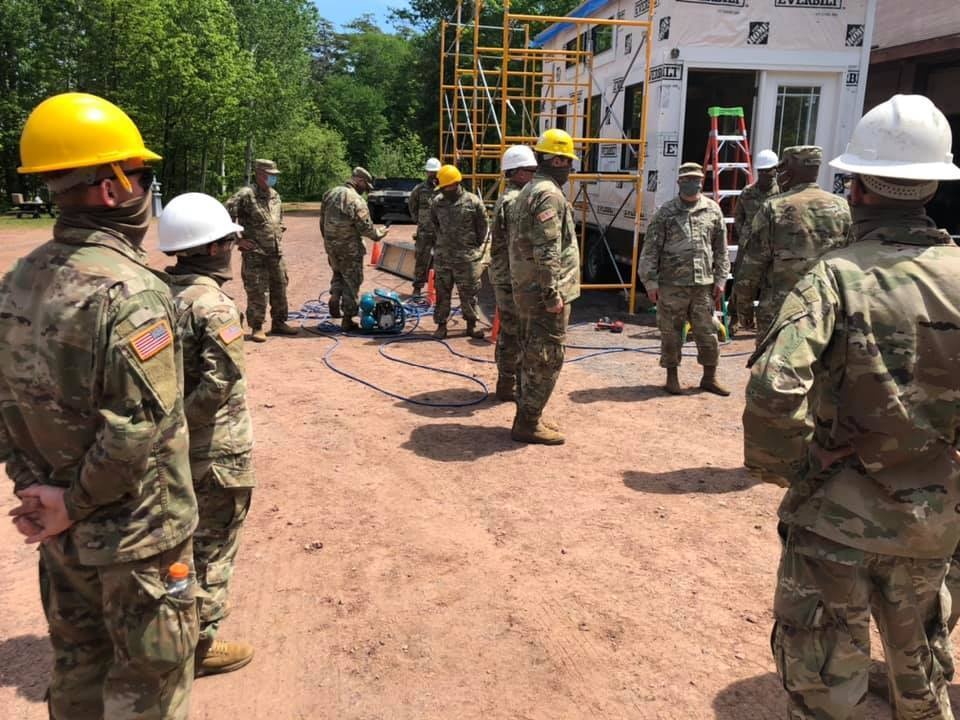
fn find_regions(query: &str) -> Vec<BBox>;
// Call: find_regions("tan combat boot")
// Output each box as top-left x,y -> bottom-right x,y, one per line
665,367 -> 682,395
328,293 -> 342,318
250,328 -> 267,343
433,323 -> 447,340
269,322 -> 300,336
466,320 -> 485,339
511,412 -> 565,445
495,375 -> 515,401
699,366 -> 731,396
195,638 -> 254,678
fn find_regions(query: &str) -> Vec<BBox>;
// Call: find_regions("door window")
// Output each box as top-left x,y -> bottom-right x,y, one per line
773,86 -> 820,155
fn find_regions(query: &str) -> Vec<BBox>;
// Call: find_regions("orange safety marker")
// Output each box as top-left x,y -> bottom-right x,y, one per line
489,308 -> 501,344
369,240 -> 383,266
427,268 -> 437,304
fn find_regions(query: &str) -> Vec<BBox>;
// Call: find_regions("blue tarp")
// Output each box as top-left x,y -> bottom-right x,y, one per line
530,0 -> 612,48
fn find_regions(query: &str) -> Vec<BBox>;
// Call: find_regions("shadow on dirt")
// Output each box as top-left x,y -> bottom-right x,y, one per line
393,391 -> 494,419
712,672 -> 785,719
402,423 -> 520,461
567,384 -> 663,404
623,466 -> 758,494
0,633 -> 50,702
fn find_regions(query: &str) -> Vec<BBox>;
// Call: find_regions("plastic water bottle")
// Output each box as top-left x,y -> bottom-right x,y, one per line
165,562 -> 191,598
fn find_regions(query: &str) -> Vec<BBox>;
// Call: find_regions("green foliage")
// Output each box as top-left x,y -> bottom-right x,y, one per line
369,130 -> 431,178
264,124 -> 351,200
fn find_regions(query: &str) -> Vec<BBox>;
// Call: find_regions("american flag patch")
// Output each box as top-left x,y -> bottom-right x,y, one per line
219,322 -> 243,345
537,208 -> 556,223
130,320 -> 173,361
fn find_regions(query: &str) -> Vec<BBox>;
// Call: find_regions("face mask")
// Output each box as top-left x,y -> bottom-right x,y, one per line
758,172 -> 775,191
168,248 -> 234,285
543,164 -> 571,186
266,175 -> 278,188
58,191 -> 152,246
679,179 -> 702,197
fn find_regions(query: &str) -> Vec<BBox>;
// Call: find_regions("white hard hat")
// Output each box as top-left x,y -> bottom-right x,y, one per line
502,145 -> 537,172
158,192 -> 244,253
424,157 -> 442,172
830,94 -> 960,181
755,149 -> 779,170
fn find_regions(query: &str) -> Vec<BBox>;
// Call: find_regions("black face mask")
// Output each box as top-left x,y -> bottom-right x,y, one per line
542,163 -> 571,186
167,247 -> 234,285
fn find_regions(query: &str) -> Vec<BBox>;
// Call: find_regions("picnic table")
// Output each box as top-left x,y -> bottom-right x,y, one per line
10,193 -> 56,219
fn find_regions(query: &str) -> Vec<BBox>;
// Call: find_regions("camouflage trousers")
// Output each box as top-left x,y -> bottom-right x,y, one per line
193,455 -> 254,642
414,230 -> 436,286
325,242 -> 364,317
39,535 -> 197,720
656,285 -> 719,368
493,283 -> 521,381
773,526 -> 954,720
517,305 -> 569,421
732,286 -> 756,330
241,252 -> 289,330
434,260 -> 482,324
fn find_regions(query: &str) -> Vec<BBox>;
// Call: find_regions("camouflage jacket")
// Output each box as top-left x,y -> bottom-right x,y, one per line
0,226 -> 196,566
408,180 -> 438,237
430,187 -> 488,266
736,183 -> 851,322
320,182 -> 379,254
639,195 -> 729,290
167,273 -> 255,487
732,181 -> 779,274
490,185 -> 521,288
510,170 -> 581,310
225,185 -> 283,256
743,214 -> 960,558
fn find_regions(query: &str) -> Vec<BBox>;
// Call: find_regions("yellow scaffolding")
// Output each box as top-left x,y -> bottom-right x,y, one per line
439,0 -> 655,312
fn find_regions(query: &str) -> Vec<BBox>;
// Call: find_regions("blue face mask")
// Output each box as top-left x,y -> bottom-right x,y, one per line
266,175 -> 278,188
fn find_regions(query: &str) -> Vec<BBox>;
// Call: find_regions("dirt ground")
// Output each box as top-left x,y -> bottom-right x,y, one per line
0,212 -> 921,719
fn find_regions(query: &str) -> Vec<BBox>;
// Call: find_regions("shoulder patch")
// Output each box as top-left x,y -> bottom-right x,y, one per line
537,208 -> 557,223
130,320 -> 173,362
219,322 -> 243,345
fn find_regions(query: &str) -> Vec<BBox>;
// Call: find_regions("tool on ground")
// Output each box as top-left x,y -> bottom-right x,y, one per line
359,288 -> 406,334
595,317 -> 624,333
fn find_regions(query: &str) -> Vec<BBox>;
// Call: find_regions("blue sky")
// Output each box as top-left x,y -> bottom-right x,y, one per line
316,0 -> 412,29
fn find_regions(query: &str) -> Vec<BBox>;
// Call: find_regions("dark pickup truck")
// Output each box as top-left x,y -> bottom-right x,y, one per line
368,177 -> 419,223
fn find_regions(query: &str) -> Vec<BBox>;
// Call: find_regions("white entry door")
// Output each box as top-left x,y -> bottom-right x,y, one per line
754,72 -> 841,189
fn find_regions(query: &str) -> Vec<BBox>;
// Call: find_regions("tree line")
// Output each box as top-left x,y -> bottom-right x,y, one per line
0,0 -> 576,204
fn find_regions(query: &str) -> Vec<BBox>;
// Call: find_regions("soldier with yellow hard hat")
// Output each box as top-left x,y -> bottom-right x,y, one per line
3,93 -> 199,718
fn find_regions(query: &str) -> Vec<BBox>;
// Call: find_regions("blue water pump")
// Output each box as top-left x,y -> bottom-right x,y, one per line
358,288 -> 406,334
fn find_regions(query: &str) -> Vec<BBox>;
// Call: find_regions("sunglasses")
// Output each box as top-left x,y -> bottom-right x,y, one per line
89,166 -> 156,192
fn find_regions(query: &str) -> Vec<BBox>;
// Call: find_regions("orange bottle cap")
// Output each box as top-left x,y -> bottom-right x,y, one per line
168,562 -> 189,580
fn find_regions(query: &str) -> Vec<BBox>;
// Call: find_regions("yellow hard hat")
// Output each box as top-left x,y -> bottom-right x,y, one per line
534,128 -> 578,160
436,164 -> 463,189
18,92 -> 161,175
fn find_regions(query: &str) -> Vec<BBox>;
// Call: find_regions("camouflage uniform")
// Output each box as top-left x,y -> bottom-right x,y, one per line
408,180 -> 438,287
510,170 -> 580,421
430,187 -> 488,325
731,180 -> 779,327
639,195 -> 728,368
736,183 -> 851,341
743,214 -> 960,719
0,225 -> 198,719
224,185 -> 288,330
320,181 -> 380,317
167,273 -> 255,644
490,185 -> 522,384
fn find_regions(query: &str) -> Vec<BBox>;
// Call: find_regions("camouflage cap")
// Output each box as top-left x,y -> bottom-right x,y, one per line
352,166 -> 374,184
781,146 -> 823,167
678,162 -> 705,178
255,158 -> 280,174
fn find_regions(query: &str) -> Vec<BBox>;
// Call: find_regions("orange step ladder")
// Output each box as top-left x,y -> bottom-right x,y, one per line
702,106 -> 754,245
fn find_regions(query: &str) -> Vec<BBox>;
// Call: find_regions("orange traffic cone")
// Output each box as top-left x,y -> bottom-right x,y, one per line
369,240 -> 383,267
427,268 -> 436,304
489,308 -> 501,344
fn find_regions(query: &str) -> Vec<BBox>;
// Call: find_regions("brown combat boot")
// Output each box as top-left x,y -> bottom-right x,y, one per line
699,366 -> 731,396
249,327 -> 267,343
195,638 -> 254,678
511,412 -> 565,445
495,375 -> 515,401
665,367 -> 682,395
412,283 -> 423,296
269,322 -> 299,336
433,323 -> 447,340
466,320 -> 485,339
341,317 -> 359,333
328,293 -> 342,318
868,660 -> 890,702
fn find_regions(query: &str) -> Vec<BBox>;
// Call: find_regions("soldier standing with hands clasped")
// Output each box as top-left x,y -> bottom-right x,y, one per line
408,157 -> 441,296
744,94 -> 960,719
2,92 -> 199,719
639,162 -> 730,396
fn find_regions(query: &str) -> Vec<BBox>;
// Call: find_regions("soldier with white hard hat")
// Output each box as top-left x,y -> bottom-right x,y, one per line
408,157 -> 443,295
